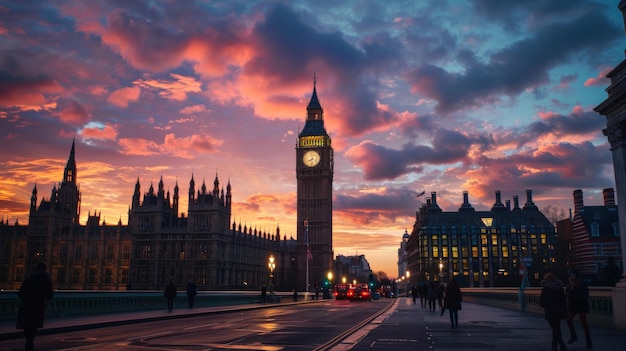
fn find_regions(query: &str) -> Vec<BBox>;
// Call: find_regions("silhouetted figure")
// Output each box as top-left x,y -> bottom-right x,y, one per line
441,277 -> 462,328
16,261 -> 53,351
411,286 -> 418,304
540,273 -> 568,351
294,290 -> 298,301
436,283 -> 445,309
261,286 -> 267,304
419,283 -> 428,308
164,279 -> 177,312
565,268 -> 592,349
186,278 -> 197,308
427,281 -> 437,311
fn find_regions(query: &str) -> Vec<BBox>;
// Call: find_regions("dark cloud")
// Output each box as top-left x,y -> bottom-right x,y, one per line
347,127 -> 488,180
407,11 -> 620,114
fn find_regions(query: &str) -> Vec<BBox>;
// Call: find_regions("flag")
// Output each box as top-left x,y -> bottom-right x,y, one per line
416,190 -> 426,198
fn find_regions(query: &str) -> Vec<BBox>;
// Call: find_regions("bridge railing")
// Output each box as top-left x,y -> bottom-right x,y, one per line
0,290 -> 309,322
461,287 -> 614,328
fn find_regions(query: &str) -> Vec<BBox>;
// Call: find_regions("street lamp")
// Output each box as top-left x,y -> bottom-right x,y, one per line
268,254 -> 275,293
342,276 -> 346,284
326,272 -> 333,299
406,271 -> 410,297
439,260 -> 443,283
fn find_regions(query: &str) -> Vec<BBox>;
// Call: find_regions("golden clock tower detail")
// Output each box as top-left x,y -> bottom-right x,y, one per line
296,79 -> 334,292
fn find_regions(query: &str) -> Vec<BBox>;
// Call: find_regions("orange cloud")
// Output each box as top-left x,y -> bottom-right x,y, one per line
108,86 -> 141,107
119,133 -> 223,159
57,99 -> 91,124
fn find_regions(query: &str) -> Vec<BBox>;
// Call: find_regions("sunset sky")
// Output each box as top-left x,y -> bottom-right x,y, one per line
1,0 -> 625,277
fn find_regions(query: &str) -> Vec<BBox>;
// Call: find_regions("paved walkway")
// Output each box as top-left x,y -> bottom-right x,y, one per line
2,297 -> 625,350
334,297 -> 626,351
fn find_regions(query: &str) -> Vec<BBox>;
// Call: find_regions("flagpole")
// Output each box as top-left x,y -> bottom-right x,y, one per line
305,219 -> 309,298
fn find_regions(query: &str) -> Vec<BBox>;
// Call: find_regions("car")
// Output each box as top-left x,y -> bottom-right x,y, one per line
349,283 -> 371,302
372,290 -> 381,300
334,284 -> 351,300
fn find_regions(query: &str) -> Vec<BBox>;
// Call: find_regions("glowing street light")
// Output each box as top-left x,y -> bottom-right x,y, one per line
268,254 -> 276,293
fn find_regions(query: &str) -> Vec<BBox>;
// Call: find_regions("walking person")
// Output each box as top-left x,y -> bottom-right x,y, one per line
186,278 -> 197,308
16,261 -> 54,351
540,273 -> 568,351
427,281 -> 437,311
436,282 -> 445,310
411,285 -> 418,304
164,279 -> 177,312
419,283 -> 427,308
441,277 -> 462,328
565,268 -> 592,349
261,286 -> 267,304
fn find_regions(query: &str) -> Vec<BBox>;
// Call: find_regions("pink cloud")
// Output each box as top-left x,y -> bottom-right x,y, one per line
119,133 -> 223,159
57,99 -> 91,124
80,123 -> 118,141
107,86 -> 141,107
134,74 -> 201,101
584,67 -> 612,87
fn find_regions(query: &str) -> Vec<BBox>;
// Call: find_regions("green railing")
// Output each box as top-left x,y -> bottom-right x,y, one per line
461,287 -> 614,327
0,290 -> 303,321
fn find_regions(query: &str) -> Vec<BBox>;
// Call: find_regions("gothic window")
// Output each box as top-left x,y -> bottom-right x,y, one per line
594,243 -> 603,256
613,222 -> 620,236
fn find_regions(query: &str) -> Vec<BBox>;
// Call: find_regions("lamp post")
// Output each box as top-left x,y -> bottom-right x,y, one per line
406,271 -> 410,297
268,254 -> 275,294
326,272 -> 333,299
439,260 -> 443,283
517,233 -> 530,311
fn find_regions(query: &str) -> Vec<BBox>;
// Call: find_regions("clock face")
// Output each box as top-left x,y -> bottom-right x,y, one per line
303,150 -> 321,167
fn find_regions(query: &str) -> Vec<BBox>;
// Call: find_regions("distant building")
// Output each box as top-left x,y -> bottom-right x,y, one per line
556,188 -> 623,284
397,229 -> 410,279
406,190 -> 556,287
334,254 -> 373,284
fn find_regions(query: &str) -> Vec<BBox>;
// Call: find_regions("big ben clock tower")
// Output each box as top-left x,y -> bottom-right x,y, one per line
296,79 -> 333,292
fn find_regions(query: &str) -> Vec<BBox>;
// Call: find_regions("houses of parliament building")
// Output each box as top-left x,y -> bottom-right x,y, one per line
0,82 -> 334,292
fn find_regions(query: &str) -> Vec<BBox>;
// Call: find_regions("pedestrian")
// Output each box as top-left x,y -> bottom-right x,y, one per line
539,272 -> 568,351
436,282 -> 445,309
16,261 -> 53,351
411,285 -> 418,304
565,268 -> 592,349
441,277 -> 462,328
419,283 -> 428,308
427,281 -> 437,311
186,278 -> 197,308
261,286 -> 267,304
164,279 -> 177,312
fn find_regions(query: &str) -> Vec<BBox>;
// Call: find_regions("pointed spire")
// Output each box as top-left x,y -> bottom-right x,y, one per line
307,74 -> 322,111
63,138 -> 77,184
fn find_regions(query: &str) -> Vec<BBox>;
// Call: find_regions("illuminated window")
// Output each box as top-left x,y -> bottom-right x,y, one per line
471,246 -> 478,257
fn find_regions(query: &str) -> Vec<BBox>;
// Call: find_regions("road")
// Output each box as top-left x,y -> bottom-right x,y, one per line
2,299 -> 392,351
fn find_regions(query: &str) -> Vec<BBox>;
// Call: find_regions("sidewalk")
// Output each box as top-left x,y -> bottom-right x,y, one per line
334,297 -> 626,351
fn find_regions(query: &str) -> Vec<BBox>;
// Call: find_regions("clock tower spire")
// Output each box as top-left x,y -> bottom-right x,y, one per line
296,78 -> 334,292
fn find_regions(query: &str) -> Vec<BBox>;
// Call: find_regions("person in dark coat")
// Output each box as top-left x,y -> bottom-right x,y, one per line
419,283 -> 428,308
436,283 -> 445,309
164,279 -> 177,312
539,273 -> 568,351
16,261 -> 53,351
441,277 -> 462,328
411,285 -> 418,304
565,268 -> 592,348
261,286 -> 267,304
186,278 -> 197,308
427,281 -> 437,311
